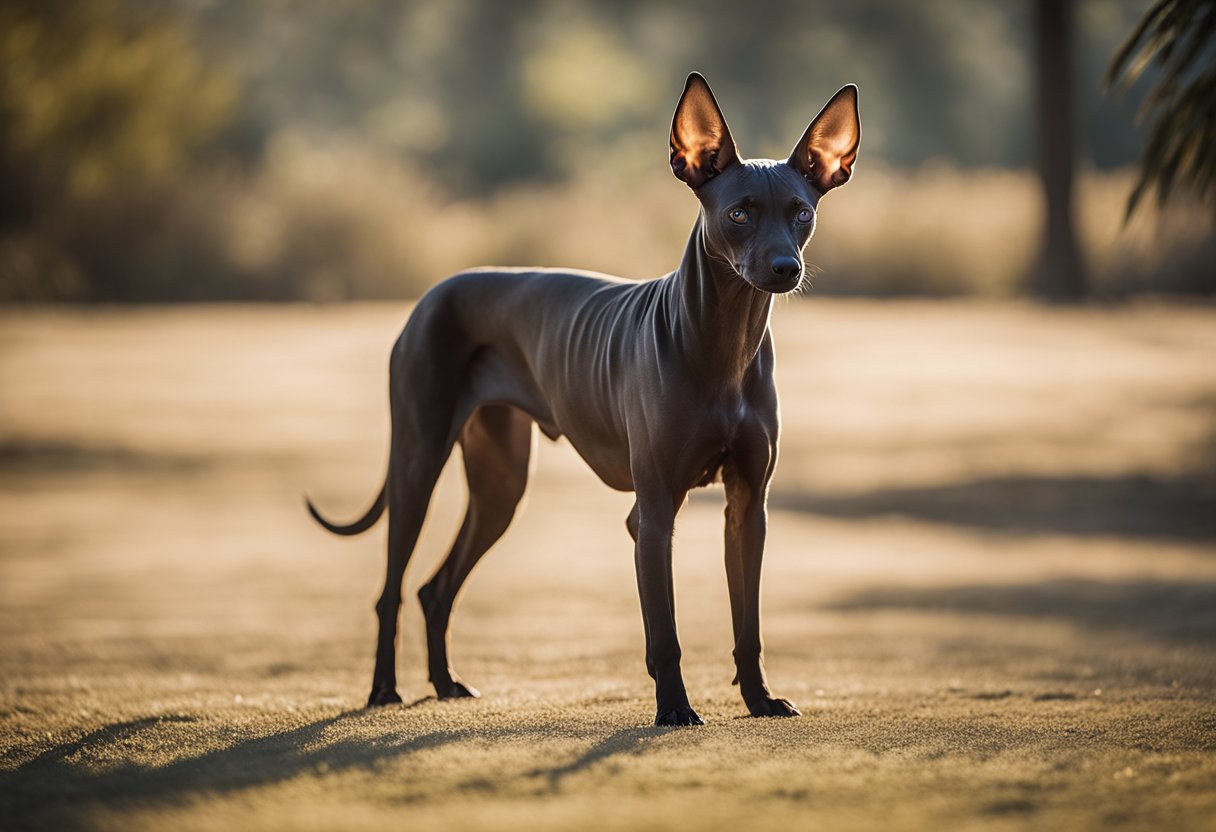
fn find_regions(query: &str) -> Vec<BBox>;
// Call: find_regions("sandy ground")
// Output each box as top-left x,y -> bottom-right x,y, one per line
1,299 -> 1214,831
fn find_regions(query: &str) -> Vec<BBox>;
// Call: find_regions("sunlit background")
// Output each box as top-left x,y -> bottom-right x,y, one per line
1,0 -> 1213,301
2,2 -> 1215,830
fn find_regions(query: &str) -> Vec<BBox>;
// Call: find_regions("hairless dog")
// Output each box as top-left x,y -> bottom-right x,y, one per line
308,73 -> 861,726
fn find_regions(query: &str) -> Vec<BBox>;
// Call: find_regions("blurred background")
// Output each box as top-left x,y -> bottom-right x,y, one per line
1,0 -> 1213,302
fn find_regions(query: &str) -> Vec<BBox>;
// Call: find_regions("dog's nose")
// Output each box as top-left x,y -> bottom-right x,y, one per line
770,256 -> 802,280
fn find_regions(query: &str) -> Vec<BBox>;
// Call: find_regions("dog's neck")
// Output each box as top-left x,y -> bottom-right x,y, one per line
669,215 -> 775,386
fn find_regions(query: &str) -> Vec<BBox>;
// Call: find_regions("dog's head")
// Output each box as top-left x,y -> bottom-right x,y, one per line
669,73 -> 861,294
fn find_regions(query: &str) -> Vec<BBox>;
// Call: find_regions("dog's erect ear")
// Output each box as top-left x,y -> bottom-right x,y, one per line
789,84 -> 861,194
670,73 -> 739,189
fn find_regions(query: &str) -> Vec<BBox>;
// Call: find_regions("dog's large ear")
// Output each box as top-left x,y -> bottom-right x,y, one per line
670,73 -> 739,189
788,84 -> 860,194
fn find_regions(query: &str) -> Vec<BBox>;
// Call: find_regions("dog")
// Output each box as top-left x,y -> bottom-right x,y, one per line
308,72 -> 860,726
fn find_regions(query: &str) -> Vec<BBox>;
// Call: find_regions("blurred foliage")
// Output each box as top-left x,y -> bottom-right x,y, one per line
1106,0 -> 1216,218
173,0 -> 1156,189
0,0 -> 241,299
0,0 -> 235,206
0,0 -> 1212,302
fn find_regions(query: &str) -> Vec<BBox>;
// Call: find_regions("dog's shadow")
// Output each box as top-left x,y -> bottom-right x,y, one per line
527,726 -> 665,790
1,697 -> 684,825
0,699 -> 464,826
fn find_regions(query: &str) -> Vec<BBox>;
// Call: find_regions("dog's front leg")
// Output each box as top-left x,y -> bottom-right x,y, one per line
631,486 -> 702,726
723,442 -> 800,718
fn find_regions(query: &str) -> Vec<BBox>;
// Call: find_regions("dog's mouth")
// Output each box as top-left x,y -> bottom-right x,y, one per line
744,273 -> 804,295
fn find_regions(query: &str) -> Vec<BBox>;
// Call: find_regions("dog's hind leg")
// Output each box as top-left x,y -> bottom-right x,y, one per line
418,404 -> 534,699
367,343 -> 470,706
367,432 -> 451,706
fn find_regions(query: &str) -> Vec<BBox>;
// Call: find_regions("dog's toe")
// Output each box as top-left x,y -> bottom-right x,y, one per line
747,696 -> 801,718
366,688 -> 404,708
655,705 -> 705,727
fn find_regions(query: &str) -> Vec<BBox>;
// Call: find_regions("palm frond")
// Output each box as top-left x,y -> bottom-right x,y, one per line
1106,0 -> 1216,219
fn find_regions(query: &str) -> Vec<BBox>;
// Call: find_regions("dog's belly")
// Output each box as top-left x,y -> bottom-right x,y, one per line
461,346 -> 635,491
559,429 -> 634,491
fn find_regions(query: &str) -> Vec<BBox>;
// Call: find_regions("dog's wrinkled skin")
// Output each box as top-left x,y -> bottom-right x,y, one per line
308,73 -> 860,726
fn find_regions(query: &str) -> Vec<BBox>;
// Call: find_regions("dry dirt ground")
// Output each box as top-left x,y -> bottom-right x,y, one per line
1,300 -> 1214,831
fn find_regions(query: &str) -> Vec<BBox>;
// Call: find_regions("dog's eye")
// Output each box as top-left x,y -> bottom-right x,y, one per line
728,208 -> 749,224
796,207 -> 813,224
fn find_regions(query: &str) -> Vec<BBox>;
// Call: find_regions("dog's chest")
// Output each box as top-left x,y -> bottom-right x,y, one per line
684,392 -> 753,489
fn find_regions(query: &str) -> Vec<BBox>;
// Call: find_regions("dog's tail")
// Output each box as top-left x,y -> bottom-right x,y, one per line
306,480 -> 387,536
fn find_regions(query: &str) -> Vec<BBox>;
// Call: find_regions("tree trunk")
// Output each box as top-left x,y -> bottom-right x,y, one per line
1030,0 -> 1087,301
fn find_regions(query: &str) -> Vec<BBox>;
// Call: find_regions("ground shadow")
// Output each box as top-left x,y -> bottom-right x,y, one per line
766,473 -> 1216,541
528,726 -> 662,790
825,578 -> 1216,646
0,706 -> 683,828
0,708 -> 470,831
0,439 -> 209,477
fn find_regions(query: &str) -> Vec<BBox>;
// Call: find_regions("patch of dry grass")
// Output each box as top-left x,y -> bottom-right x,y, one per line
1,301 -> 1214,830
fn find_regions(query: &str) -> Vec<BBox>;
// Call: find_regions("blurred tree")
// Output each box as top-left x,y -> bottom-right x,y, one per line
0,0 -> 240,300
0,0 -> 236,225
1029,0 -> 1087,301
1105,0 -> 1216,218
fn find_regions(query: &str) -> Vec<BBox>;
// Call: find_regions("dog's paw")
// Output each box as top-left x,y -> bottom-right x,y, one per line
436,680 -> 480,700
366,688 -> 404,708
655,705 -> 705,727
746,696 -> 801,718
